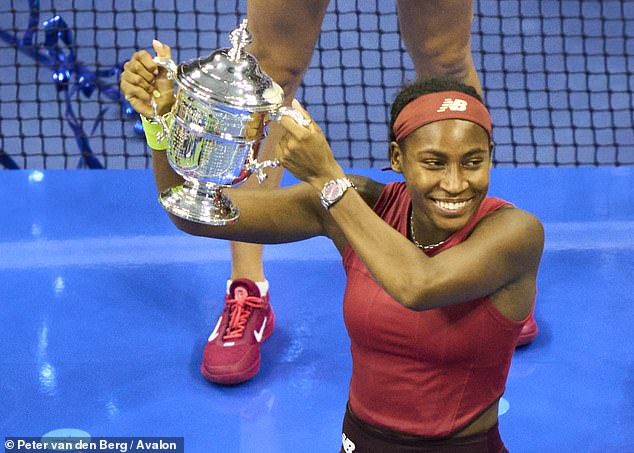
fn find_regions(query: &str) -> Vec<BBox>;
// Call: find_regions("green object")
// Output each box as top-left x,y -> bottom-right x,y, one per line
140,113 -> 173,151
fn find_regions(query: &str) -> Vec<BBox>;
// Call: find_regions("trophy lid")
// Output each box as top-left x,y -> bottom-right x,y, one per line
175,20 -> 284,112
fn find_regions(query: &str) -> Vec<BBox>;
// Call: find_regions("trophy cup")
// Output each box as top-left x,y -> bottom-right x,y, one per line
150,19 -> 310,225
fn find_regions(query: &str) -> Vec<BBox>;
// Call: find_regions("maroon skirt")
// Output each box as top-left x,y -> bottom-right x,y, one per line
340,403 -> 509,453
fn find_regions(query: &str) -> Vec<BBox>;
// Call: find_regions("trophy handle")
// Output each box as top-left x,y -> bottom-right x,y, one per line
149,98 -> 172,142
270,107 -> 312,128
252,106 -> 309,182
153,56 -> 178,80
246,158 -> 280,183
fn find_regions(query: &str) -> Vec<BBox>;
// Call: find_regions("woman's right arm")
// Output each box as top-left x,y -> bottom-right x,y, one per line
121,42 -> 330,245
169,180 -> 328,244
120,41 -> 186,192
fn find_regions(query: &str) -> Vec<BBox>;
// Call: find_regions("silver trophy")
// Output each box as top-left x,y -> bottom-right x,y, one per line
150,19 -> 310,225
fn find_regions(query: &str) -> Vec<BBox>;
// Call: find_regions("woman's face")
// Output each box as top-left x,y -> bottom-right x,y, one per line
390,119 -> 492,237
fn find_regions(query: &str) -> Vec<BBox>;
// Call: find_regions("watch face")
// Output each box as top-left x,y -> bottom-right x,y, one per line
323,181 -> 343,201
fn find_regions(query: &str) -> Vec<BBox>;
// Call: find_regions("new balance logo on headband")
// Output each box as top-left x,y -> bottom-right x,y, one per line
437,98 -> 468,113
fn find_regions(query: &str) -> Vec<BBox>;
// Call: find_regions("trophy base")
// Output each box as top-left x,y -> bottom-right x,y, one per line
159,180 -> 239,226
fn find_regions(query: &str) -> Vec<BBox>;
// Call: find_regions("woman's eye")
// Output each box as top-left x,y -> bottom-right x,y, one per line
464,159 -> 483,167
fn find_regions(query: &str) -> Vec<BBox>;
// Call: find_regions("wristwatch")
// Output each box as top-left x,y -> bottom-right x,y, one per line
319,177 -> 355,209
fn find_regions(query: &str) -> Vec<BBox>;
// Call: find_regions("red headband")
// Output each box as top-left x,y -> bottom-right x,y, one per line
392,91 -> 492,142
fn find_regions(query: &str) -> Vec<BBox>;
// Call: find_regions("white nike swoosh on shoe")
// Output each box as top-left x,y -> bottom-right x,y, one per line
253,317 -> 268,343
208,316 -> 223,342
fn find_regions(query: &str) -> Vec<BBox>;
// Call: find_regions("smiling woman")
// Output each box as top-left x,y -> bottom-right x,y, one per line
121,65 -> 544,451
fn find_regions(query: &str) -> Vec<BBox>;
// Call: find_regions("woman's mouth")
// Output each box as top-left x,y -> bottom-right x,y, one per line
432,198 -> 472,215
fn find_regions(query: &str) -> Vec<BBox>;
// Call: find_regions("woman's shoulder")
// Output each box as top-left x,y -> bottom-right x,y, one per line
476,203 -> 544,254
482,203 -> 542,231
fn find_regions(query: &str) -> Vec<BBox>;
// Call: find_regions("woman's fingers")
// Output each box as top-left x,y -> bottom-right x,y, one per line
120,43 -> 176,117
121,68 -> 153,96
120,80 -> 153,117
275,132 -> 290,160
153,39 -> 171,59
291,98 -> 310,118
129,51 -> 157,84
277,101 -> 318,141
128,99 -> 153,118
120,78 -> 150,102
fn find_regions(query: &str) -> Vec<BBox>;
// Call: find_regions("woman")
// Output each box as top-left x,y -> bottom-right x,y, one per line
121,0 -> 521,386
121,41 -> 543,450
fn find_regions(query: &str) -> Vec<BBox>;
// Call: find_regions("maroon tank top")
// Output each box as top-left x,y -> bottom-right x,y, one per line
342,182 -> 528,438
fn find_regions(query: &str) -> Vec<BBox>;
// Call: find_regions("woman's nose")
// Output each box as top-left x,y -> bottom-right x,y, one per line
439,166 -> 468,194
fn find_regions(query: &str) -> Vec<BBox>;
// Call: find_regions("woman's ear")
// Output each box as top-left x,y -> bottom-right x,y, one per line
389,141 -> 403,173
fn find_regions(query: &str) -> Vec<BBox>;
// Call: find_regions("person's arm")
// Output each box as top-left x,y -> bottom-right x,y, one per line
120,42 -> 331,245
171,182 -> 331,244
148,148 -> 327,244
325,191 -> 543,310
277,103 -> 544,312
121,41 -> 185,192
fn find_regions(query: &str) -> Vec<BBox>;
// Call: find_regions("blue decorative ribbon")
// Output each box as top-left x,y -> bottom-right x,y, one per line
0,0 -> 141,169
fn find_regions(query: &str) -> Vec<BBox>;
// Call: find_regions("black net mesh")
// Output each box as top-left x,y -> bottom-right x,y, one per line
0,0 -> 632,169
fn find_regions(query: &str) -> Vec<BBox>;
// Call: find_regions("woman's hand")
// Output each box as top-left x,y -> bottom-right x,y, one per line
275,100 -> 346,189
120,40 -> 175,117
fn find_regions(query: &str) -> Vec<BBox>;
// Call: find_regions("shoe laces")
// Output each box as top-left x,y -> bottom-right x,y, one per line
223,289 -> 266,341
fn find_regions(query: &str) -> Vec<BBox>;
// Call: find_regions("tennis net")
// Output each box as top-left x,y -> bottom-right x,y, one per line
1,0 -> 632,168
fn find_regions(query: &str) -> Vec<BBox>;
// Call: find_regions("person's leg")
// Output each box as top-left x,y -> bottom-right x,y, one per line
229,0 -> 331,281
397,0 -> 481,94
201,0 -> 330,385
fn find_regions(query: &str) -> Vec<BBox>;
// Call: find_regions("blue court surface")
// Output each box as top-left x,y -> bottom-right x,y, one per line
1,167 -> 633,452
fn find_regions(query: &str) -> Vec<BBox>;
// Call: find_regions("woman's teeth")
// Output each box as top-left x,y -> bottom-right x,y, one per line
434,200 -> 469,211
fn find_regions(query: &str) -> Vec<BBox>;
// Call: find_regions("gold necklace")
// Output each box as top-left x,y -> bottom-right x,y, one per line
409,211 -> 446,251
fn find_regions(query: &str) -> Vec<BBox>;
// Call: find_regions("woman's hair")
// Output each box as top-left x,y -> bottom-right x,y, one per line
388,78 -> 483,142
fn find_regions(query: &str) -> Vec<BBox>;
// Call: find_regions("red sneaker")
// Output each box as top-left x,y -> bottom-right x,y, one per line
200,279 -> 275,385
516,312 -> 538,347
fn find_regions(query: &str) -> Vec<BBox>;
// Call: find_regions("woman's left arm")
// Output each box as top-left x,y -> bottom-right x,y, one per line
277,102 -> 544,311
326,193 -> 544,310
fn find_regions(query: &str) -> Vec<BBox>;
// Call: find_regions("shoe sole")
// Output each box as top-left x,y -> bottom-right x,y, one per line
201,358 -> 261,385
516,324 -> 538,347
200,310 -> 276,385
